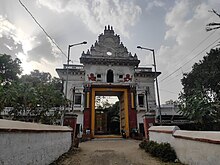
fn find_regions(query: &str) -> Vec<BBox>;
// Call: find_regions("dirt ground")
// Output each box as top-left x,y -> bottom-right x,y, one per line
55,138 -> 180,165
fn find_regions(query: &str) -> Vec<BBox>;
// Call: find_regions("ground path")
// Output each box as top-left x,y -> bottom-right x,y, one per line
57,138 -> 178,165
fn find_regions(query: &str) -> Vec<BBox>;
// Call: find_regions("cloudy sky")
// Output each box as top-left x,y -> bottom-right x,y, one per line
1,0 -> 220,104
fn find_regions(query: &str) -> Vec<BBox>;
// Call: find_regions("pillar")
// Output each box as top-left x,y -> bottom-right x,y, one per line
64,113 -> 78,144
143,112 -> 155,140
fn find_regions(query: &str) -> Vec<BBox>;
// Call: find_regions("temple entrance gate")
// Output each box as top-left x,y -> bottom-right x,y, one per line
91,87 -> 130,138
56,25 -> 160,139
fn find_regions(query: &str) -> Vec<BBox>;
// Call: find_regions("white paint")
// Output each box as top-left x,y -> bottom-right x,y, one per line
75,112 -> 84,126
0,119 -> 72,131
149,126 -> 180,133
0,119 -> 72,165
137,111 -> 145,125
173,135 -> 220,165
149,126 -> 179,145
174,130 -> 220,141
149,126 -> 220,165
84,64 -> 134,83
56,27 -> 159,130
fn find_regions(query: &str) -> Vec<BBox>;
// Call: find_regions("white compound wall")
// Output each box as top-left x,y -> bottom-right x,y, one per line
149,126 -> 220,165
0,119 -> 72,165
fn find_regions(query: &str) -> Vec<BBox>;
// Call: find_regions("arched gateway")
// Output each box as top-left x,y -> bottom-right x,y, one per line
56,26 -> 160,138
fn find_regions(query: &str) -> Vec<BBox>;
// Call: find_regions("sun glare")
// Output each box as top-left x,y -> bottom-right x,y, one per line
17,53 -> 33,75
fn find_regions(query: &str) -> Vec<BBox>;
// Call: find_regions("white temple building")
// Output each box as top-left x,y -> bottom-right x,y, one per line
56,25 -> 160,138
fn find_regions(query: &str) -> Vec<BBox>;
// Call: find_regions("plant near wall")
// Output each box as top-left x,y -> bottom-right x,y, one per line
139,140 -> 177,162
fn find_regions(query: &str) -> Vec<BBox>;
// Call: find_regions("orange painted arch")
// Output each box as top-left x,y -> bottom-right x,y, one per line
91,87 -> 130,138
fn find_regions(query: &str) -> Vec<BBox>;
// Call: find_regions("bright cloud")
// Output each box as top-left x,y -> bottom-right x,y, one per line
146,0 -> 165,11
157,0 -> 220,102
0,16 -> 24,57
37,0 -> 142,37
0,15 -> 61,75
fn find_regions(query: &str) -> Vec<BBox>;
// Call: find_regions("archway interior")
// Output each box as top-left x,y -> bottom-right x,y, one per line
95,92 -> 121,135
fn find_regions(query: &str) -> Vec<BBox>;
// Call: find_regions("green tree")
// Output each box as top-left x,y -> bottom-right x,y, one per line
2,69 -> 65,124
22,71 -> 64,123
0,54 -> 22,85
0,54 -> 22,112
107,101 -> 120,134
179,48 -> 220,127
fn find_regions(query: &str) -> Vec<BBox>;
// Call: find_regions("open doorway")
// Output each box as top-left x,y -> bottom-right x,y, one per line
95,96 -> 120,135
91,88 -> 129,138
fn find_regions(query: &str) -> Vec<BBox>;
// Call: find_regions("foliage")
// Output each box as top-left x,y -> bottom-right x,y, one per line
139,139 -> 149,149
107,101 -> 120,134
179,48 -> 220,126
139,140 -> 177,162
165,99 -> 179,105
0,57 -> 64,124
0,54 -> 22,85
95,96 -> 111,109
174,121 -> 220,131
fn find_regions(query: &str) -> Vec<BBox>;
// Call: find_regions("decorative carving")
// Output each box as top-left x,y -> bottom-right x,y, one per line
87,73 -> 96,81
80,25 -> 140,66
124,74 -> 132,82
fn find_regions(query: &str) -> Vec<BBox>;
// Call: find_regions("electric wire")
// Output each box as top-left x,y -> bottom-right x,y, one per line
159,30 -> 216,81
18,0 -> 67,58
159,34 -> 220,83
160,88 -> 179,95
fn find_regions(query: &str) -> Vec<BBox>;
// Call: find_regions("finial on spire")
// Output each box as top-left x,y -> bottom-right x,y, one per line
134,53 -> 137,59
87,49 -> 90,54
108,25 -> 110,30
95,40 -> 98,46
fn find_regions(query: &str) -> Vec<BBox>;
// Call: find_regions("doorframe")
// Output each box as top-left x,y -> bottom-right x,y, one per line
91,87 -> 129,138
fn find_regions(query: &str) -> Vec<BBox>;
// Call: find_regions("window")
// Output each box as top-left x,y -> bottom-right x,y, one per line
107,69 -> 114,83
74,93 -> 82,106
119,75 -> 123,79
138,94 -> 144,107
97,74 -> 101,78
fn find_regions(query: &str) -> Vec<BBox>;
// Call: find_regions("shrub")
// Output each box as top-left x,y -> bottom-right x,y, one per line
139,140 -> 177,162
139,140 -> 148,149
159,143 -> 177,162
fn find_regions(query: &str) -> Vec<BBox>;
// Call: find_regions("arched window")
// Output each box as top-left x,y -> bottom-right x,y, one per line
107,69 -> 114,83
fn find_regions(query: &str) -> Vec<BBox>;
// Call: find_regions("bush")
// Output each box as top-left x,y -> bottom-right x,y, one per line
139,140 -> 148,149
139,140 -> 177,162
157,143 -> 177,162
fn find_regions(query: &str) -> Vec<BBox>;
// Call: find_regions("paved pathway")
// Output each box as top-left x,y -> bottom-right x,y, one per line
58,138 -> 172,165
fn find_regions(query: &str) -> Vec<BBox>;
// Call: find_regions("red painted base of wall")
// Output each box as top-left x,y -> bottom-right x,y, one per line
143,114 -> 155,140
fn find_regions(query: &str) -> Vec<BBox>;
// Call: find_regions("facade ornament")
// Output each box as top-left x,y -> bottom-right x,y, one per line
87,49 -> 90,54
124,74 -> 132,82
87,73 -> 96,81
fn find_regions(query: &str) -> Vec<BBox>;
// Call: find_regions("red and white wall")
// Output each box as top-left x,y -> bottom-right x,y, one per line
149,126 -> 220,165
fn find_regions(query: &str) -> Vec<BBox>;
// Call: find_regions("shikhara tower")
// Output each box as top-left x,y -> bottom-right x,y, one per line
56,25 -> 160,138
